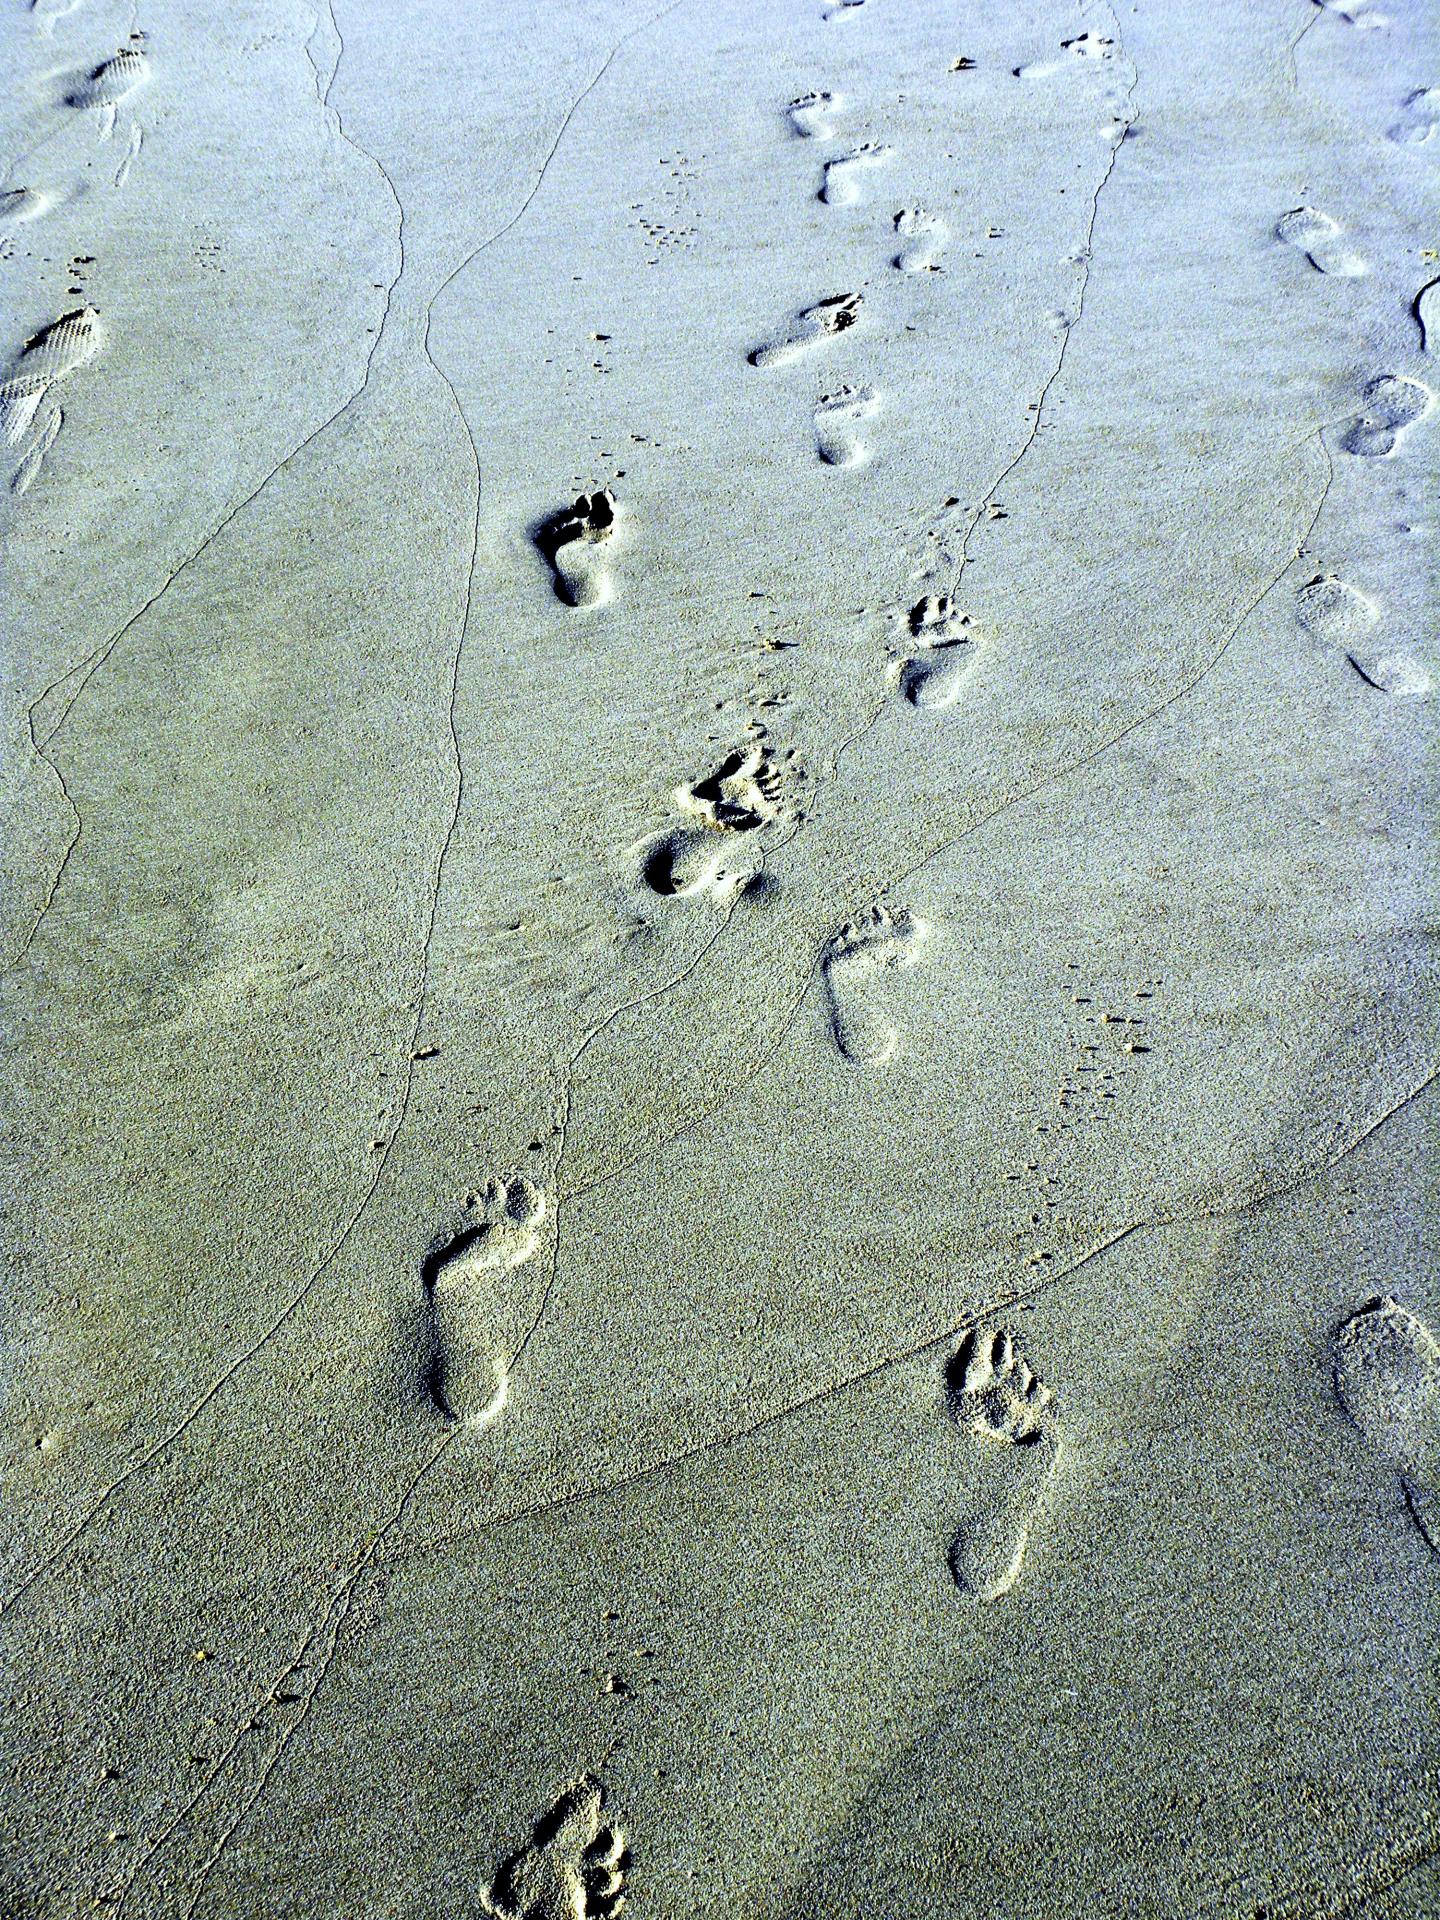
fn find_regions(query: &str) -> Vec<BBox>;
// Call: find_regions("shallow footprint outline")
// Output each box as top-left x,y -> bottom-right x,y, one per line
481,1775 -> 628,1920
819,142 -> 892,207
1343,374 -> 1433,458
1275,205 -> 1366,278
892,207 -> 947,274
945,1324 -> 1061,1601
1295,573 -> 1430,697
813,384 -> 879,467
821,903 -> 927,1067
788,89 -> 843,139
1332,1296 -> 1440,1552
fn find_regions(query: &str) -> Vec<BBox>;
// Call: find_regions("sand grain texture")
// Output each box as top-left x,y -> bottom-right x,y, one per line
1,0 -> 1436,1914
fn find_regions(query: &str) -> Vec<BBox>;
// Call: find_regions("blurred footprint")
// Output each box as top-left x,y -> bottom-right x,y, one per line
819,142 -> 892,207
821,904 -> 927,1066
1343,374 -> 1433,458
1389,85 -> 1439,146
1275,205 -> 1366,277
1332,1297 -> 1440,1552
892,207 -> 947,273
1015,30 -> 1115,80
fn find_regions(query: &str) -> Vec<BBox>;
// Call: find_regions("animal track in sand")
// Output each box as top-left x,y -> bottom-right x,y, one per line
819,143 -> 892,207
0,307 -> 100,448
1015,31 -> 1115,80
1275,206 -> 1366,278
422,1176 -> 545,1425
750,293 -> 861,369
788,89 -> 843,139
1343,374 -> 1433,458
892,207 -> 947,274
893,595 -> 980,710
1390,86 -> 1439,147
821,904 -> 927,1067
945,1325 -> 1061,1601
536,488 -> 618,608
813,385 -> 879,468
1332,1297 -> 1440,1553
481,1776 -> 628,1920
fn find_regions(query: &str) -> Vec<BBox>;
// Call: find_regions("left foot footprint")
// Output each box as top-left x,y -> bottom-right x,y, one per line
1343,374 -> 1433,458
893,595 -> 980,710
1015,31 -> 1115,80
821,904 -> 927,1066
813,384 -> 879,467
945,1324 -> 1061,1600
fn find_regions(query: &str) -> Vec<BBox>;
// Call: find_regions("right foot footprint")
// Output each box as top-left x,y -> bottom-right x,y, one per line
788,89 -> 843,139
750,293 -> 861,369
821,903 -> 927,1066
813,384 -> 879,468
1275,206 -> 1366,278
481,1775 -> 628,1920
536,488 -> 619,608
819,143 -> 892,207
945,1324 -> 1061,1601
1343,374 -> 1434,458
0,307 -> 101,447
1295,574 -> 1428,695
892,207 -> 947,274
1332,1297 -> 1440,1552
422,1176 -> 546,1425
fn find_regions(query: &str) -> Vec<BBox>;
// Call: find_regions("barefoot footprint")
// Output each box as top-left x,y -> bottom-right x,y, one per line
1390,86 -> 1440,147
819,142 -> 892,207
638,743 -> 793,903
536,488 -> 619,607
894,595 -> 980,710
1332,1297 -> 1440,1553
813,385 -> 879,468
422,1176 -> 545,1424
821,904 -> 927,1066
1343,374 -> 1434,458
892,207 -> 947,274
788,89 -> 843,139
1275,206 -> 1366,278
750,293 -> 861,369
481,1775 -> 628,1920
945,1325 -> 1061,1600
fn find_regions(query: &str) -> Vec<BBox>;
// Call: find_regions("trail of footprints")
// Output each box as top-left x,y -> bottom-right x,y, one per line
1274,147 -> 1436,695
4,15 -> 154,497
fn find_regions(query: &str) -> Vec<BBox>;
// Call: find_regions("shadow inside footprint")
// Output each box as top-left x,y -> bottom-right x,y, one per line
534,488 -> 618,607
945,1326 -> 1061,1601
